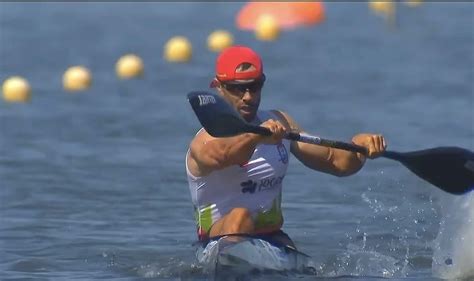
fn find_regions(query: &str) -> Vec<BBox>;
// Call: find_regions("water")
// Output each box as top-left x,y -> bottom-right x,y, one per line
0,2 -> 473,280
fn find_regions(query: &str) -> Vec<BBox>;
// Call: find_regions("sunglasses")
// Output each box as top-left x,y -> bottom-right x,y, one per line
220,75 -> 266,93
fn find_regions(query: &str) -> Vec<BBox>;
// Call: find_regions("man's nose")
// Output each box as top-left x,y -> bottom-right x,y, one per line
241,89 -> 253,101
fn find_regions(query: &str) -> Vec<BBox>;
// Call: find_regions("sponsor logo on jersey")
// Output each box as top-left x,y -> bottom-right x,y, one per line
241,176 -> 284,194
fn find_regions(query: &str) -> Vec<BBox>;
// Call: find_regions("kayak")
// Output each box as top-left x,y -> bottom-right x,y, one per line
196,235 -> 316,279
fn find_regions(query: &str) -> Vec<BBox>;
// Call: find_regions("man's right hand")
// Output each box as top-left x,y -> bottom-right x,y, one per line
258,119 -> 287,145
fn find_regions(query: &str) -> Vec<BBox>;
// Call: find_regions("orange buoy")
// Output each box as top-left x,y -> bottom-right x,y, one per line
236,2 -> 325,30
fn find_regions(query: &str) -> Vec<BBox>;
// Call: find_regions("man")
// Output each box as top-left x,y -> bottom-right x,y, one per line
186,45 -> 386,249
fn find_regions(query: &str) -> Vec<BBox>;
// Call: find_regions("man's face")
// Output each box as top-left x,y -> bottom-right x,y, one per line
216,77 -> 265,122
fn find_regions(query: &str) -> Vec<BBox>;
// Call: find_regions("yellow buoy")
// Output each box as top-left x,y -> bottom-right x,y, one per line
63,66 -> 91,92
369,1 -> 395,17
116,54 -> 144,79
369,1 -> 396,27
207,30 -> 234,52
404,0 -> 423,7
2,76 -> 31,103
255,14 -> 280,41
164,36 -> 192,63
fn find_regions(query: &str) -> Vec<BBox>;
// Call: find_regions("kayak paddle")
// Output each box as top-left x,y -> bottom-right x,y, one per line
187,91 -> 474,195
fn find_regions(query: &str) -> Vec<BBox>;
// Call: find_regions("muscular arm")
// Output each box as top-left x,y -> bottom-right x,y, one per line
272,110 -> 366,177
188,119 -> 287,177
188,130 -> 263,177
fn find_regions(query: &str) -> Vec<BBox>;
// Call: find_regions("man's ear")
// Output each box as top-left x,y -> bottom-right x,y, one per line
215,86 -> 224,95
213,79 -> 224,90
210,78 -> 220,88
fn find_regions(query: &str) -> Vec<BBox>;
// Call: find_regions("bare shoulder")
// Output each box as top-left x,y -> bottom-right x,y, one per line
189,128 -> 214,158
270,110 -> 302,132
188,129 -> 215,176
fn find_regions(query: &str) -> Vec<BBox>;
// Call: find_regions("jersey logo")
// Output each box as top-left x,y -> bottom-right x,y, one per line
241,180 -> 257,193
277,143 -> 288,164
241,176 -> 284,194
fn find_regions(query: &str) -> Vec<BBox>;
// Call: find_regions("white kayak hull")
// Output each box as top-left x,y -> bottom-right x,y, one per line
197,235 -> 316,279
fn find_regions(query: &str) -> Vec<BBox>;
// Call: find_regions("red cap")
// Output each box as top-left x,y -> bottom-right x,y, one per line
211,45 -> 263,86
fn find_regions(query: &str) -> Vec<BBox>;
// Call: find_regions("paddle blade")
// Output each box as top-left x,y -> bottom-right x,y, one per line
187,91 -> 271,137
384,147 -> 474,195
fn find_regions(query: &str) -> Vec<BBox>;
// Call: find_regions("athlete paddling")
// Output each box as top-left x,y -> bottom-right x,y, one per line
185,45 -> 387,250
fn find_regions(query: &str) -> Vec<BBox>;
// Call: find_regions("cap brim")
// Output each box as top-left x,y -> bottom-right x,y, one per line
210,78 -> 258,87
222,79 -> 257,85
210,74 -> 265,87
220,74 -> 265,85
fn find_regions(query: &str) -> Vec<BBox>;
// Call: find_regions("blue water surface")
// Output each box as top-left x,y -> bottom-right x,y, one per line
1,2 -> 472,281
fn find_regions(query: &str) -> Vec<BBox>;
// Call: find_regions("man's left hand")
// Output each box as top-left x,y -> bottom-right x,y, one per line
352,134 -> 387,159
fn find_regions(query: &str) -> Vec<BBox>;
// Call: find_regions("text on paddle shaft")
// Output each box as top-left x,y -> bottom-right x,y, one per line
198,95 -> 216,106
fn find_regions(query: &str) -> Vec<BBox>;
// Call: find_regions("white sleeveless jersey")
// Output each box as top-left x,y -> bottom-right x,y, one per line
186,110 -> 290,238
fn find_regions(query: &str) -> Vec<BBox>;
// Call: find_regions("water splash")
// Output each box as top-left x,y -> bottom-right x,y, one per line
432,192 -> 474,280
318,232 -> 407,278
315,184 -> 435,279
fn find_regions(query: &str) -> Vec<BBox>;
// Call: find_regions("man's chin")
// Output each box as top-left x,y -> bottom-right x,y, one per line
240,111 -> 256,122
